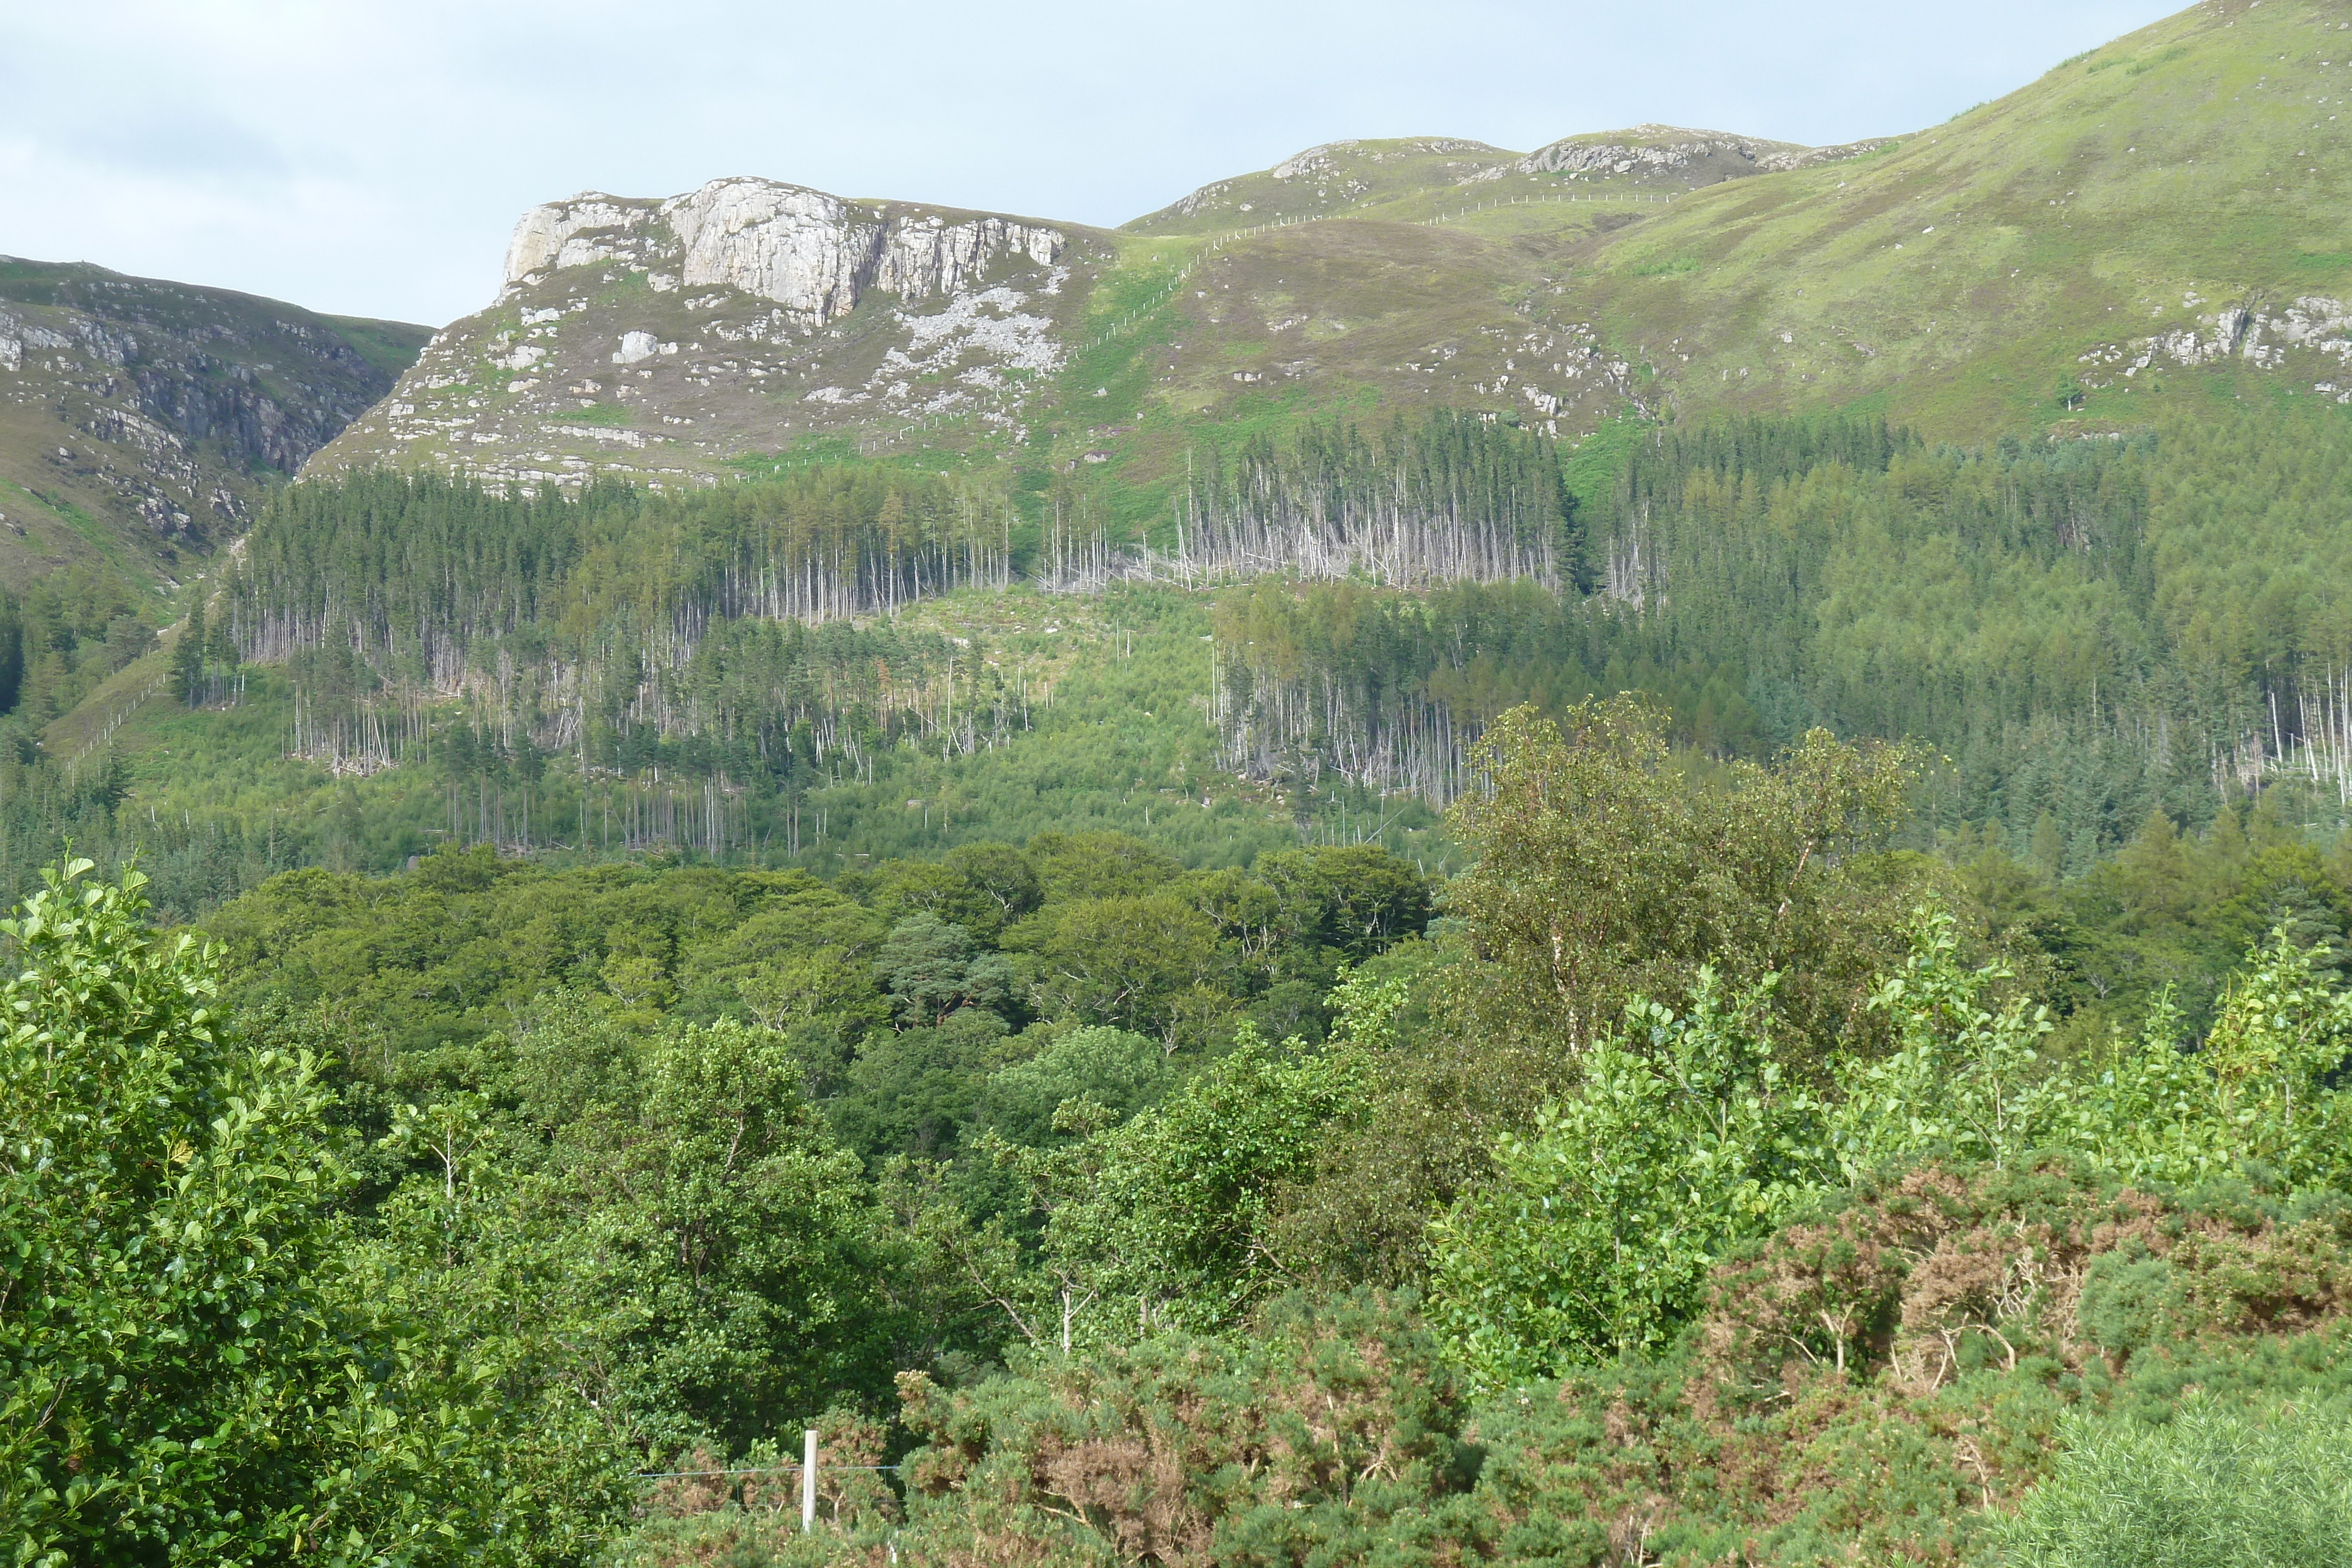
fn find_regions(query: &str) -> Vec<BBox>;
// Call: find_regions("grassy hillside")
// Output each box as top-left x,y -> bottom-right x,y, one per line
1120,136 -> 1522,235
1119,126 -> 1849,238
1114,0 -> 2352,449
1566,0 -> 2352,433
1030,0 -> 2352,481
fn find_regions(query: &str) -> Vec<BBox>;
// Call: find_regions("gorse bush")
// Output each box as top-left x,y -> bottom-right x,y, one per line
1999,1396 -> 2352,1568
864,1164 -> 2352,1567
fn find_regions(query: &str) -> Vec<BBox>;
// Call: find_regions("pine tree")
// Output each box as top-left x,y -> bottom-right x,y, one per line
171,601 -> 205,707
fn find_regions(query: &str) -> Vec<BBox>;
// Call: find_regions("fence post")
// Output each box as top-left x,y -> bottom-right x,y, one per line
802,1427 -> 818,1530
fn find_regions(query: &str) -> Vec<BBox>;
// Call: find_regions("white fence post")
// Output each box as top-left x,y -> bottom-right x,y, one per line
802,1427 -> 818,1530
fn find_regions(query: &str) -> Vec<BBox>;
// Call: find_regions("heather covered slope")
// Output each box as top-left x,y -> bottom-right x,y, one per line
1119,136 -> 1525,235
1121,125 -> 1872,239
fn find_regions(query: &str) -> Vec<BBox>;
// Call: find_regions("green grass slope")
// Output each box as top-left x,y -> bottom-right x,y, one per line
1568,0 -> 2352,433
1120,126 -> 1854,239
1098,0 -> 2352,457
1120,137 -> 1523,236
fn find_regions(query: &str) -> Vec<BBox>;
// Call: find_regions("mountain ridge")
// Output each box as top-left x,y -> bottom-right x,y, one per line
304,0 -> 2352,504
0,256 -> 429,588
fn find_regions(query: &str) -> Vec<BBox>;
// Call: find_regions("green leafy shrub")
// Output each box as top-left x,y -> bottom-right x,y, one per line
1427,968 -> 1817,1379
0,860 -> 507,1564
981,1023 -> 1172,1145
1428,901 -> 2352,1386
1054,1023 -> 1374,1332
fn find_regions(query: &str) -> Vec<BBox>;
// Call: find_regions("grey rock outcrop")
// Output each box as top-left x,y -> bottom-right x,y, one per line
502,177 -> 1067,333
2078,296 -> 2352,398
1755,136 -> 1902,172
309,176 -> 1091,493
1515,126 -> 1893,184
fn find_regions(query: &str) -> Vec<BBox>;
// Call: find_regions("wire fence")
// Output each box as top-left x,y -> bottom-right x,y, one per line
1420,190 -> 1675,223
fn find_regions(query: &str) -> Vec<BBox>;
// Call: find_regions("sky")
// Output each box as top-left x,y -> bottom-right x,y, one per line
2,0 -> 2182,329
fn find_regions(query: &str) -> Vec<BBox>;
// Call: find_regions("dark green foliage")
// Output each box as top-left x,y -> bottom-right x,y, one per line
0,564 -> 155,724
206,836 -> 1428,1065
0,861 -> 550,1566
1067,1025 -> 1375,1329
831,1007 -> 1017,1161
1002,888 -> 1226,1035
0,592 -> 21,716
1025,828 -> 1182,902
873,914 -> 1017,1027
532,1012 -> 893,1455
169,599 -> 204,705
1215,404 -> 2352,859
1177,409 -> 1585,588
235,466 -> 1010,658
980,1025 -> 1172,1146
1960,797 -> 2352,1041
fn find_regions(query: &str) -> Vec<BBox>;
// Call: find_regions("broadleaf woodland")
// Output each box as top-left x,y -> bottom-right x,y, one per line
11,338 -> 2352,1564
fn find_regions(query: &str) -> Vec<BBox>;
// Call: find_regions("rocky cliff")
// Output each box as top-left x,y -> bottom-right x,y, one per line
0,258 -> 427,584
1513,125 -> 1893,183
308,178 -> 1094,490
507,179 -> 1067,330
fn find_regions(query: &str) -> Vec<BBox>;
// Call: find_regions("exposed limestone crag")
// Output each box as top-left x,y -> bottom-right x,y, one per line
310,178 -> 1091,493
503,178 -> 1067,332
2080,295 -> 2352,397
